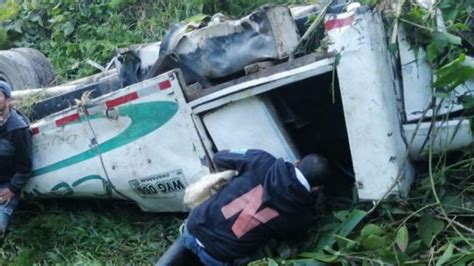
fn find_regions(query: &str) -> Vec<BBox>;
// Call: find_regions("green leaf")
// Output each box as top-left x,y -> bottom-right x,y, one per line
62,21 -> 75,36
334,210 -> 349,222
268,258 -> 278,266
5,20 -> 22,33
427,42 -> 439,64
440,31 -> 462,46
433,54 -> 474,91
454,254 -> 474,265
0,0 -> 21,21
248,258 -> 278,266
300,252 -> 338,263
334,234 -> 358,250
396,226 -> 409,252
316,209 -> 366,250
360,224 -> 383,239
426,32 -> 448,64
0,27 -> 7,49
438,0 -> 456,9
460,96 -> 474,110
338,209 -> 367,238
436,243 -> 454,266
283,259 -> 327,266
388,42 -> 398,54
359,0 -> 377,6
362,235 -> 387,251
418,215 -> 444,246
440,5 -> 458,22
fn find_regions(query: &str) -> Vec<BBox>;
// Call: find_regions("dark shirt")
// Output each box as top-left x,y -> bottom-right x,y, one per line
187,149 -> 314,262
0,108 -> 32,193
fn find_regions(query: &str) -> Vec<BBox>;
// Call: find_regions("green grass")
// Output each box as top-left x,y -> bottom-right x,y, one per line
0,0 -> 306,82
1,148 -> 472,265
1,200 -> 183,264
0,0 -> 473,264
250,148 -> 474,265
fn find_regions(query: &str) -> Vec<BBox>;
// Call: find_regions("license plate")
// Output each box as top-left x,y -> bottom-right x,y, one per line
129,169 -> 187,198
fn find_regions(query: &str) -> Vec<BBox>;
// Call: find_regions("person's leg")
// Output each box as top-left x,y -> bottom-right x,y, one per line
155,236 -> 203,266
182,225 -> 231,266
0,193 -> 19,245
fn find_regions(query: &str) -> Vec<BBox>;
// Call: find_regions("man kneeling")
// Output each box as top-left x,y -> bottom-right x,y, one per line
157,149 -> 330,266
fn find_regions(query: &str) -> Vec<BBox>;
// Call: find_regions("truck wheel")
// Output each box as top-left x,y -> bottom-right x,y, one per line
12,48 -> 55,87
0,50 -> 41,90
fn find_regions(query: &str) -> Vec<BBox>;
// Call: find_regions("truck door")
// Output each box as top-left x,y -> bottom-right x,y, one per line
78,71 -> 209,212
26,70 -> 209,212
26,103 -> 110,199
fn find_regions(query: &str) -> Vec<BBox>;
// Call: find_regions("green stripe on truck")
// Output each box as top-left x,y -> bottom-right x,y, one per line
32,101 -> 178,177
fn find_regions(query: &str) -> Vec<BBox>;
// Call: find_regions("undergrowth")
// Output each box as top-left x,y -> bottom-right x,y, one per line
0,0 -> 473,265
249,0 -> 474,264
0,200 -> 183,264
249,149 -> 474,265
0,0 -> 302,82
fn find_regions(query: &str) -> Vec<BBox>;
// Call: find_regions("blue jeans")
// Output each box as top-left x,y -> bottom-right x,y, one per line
182,225 -> 231,266
0,184 -> 19,236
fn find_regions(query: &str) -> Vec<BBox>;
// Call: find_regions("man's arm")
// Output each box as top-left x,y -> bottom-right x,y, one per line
213,149 -> 250,172
8,128 -> 32,194
213,149 -> 274,173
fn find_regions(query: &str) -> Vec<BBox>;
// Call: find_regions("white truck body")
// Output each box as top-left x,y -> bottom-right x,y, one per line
23,6 -> 473,211
26,73 -> 209,212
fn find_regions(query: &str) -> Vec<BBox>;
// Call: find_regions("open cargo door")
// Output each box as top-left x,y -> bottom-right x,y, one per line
325,8 -> 415,200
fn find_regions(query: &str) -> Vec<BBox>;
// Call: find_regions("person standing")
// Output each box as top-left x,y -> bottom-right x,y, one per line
0,81 -> 33,244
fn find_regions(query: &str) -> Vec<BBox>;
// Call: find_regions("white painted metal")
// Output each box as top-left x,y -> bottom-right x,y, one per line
290,5 -> 319,19
327,9 -> 415,200
192,64 -> 334,114
404,120 -> 473,159
25,71 -> 209,212
398,27 -> 469,122
29,113 -> 108,198
12,85 -> 78,100
202,96 -> 298,162
415,0 -> 435,10
132,42 -> 161,71
265,6 -> 301,58
12,70 -> 118,99
23,5 -> 473,210
189,58 -> 334,111
174,6 -> 298,59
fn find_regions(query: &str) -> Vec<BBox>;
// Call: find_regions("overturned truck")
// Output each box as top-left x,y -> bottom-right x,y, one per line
6,3 -> 473,212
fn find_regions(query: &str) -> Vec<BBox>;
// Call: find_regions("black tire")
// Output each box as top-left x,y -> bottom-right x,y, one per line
12,48 -> 55,87
0,50 -> 40,90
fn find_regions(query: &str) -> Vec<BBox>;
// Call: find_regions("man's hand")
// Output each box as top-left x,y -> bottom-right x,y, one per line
0,188 -> 15,204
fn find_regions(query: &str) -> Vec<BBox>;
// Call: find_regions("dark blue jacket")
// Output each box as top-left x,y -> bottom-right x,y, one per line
0,108 -> 32,193
187,149 -> 314,262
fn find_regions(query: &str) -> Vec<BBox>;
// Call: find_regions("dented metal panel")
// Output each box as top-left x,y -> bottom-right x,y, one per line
189,57 -> 334,112
25,71 -> 209,212
161,6 -> 299,81
327,8 -> 415,200
24,4 -> 474,210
